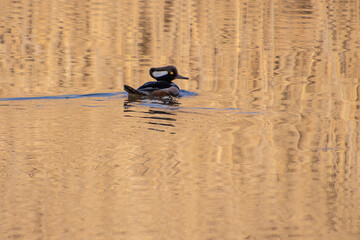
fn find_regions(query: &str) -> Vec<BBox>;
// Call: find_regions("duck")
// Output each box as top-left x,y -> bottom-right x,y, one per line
124,65 -> 189,98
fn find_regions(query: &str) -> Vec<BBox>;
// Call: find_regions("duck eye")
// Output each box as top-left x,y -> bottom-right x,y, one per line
170,72 -> 174,75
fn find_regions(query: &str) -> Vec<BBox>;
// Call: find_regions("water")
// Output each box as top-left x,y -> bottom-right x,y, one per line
1,0 -> 360,239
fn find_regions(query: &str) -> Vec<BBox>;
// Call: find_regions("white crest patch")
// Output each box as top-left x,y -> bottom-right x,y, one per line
152,71 -> 168,78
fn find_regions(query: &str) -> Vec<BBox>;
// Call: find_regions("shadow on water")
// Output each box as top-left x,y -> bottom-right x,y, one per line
0,92 -> 127,101
0,90 -> 199,134
0,89 -> 260,134
0,89 -> 198,102
0,89 -> 261,116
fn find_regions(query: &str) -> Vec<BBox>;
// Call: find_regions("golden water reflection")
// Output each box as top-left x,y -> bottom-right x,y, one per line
1,0 -> 360,239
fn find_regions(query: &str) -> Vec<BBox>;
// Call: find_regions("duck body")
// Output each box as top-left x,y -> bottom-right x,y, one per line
124,66 -> 188,98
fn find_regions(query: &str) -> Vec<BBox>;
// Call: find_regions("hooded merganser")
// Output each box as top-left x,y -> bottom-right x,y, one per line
124,65 -> 189,98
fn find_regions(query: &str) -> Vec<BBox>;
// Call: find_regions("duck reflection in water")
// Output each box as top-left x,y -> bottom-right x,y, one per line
124,65 -> 189,101
124,106 -> 177,133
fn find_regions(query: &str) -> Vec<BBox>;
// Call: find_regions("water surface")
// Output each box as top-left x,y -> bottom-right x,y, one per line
1,0 -> 360,239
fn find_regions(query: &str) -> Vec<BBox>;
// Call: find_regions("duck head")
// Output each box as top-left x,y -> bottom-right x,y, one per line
149,65 -> 189,82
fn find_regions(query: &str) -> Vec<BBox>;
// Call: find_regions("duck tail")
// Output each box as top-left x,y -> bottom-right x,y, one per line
124,85 -> 147,96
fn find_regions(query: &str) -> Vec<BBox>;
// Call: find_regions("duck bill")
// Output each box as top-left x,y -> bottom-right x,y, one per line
176,74 -> 189,79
